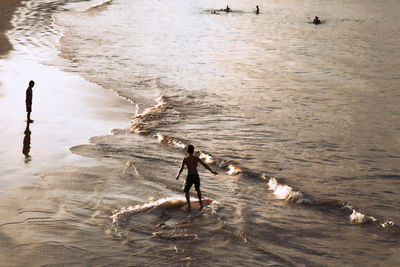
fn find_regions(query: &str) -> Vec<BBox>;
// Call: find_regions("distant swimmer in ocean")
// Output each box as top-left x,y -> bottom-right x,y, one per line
176,145 -> 217,211
256,5 -> 259,14
313,16 -> 321,25
221,5 -> 231,12
25,80 -> 35,123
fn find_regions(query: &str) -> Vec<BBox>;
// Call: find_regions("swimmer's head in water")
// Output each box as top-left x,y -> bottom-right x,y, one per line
187,145 -> 194,154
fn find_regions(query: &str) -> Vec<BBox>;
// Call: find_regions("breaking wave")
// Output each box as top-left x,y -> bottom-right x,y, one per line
111,197 -> 219,225
128,95 -> 169,135
84,0 -> 113,12
126,95 -> 242,177
264,176 -> 399,233
111,197 -> 187,224
123,93 -> 400,237
267,177 -> 312,204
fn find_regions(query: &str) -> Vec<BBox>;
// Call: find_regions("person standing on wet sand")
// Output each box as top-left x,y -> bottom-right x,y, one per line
176,145 -> 217,211
25,80 -> 34,123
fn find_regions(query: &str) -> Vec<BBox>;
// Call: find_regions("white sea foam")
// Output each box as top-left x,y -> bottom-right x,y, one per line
128,96 -> 167,134
350,209 -> 377,224
156,133 -> 165,143
199,152 -> 214,164
267,177 -> 312,204
111,197 -> 187,224
227,164 -> 241,176
155,133 -> 186,149
84,0 -> 113,12
135,95 -> 166,118
111,196 -> 217,225
380,220 -> 395,229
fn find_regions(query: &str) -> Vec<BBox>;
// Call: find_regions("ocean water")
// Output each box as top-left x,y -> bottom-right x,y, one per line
2,0 -> 400,265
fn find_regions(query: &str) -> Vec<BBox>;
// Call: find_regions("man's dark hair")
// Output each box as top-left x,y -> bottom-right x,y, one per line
29,80 -> 35,87
187,145 -> 194,154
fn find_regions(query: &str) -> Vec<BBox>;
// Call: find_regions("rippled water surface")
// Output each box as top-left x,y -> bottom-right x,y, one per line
1,0 -> 400,265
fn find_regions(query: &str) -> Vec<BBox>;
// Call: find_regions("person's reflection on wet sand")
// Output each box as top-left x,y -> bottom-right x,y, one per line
22,120 -> 32,163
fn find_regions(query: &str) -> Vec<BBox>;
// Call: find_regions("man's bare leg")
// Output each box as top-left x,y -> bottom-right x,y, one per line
27,112 -> 33,123
185,192 -> 191,211
197,190 -> 203,210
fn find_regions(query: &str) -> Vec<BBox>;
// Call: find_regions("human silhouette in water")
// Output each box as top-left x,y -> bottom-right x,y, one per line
256,5 -> 259,14
176,145 -> 217,211
25,80 -> 35,123
313,16 -> 321,25
224,5 -> 231,12
22,120 -> 32,163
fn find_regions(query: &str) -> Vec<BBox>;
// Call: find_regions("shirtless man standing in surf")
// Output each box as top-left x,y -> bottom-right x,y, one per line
176,145 -> 217,211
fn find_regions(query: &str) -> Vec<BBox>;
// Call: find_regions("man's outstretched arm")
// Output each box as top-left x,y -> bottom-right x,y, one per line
176,160 -> 185,180
199,159 -> 218,175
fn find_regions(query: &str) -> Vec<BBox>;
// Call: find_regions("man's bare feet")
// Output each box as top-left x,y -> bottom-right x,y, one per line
184,205 -> 191,212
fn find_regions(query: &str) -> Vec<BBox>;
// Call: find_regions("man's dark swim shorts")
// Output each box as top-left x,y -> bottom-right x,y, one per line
183,172 -> 200,192
26,103 -> 32,113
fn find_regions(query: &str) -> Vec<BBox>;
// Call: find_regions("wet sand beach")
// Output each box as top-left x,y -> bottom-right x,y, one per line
0,0 -> 135,183
0,1 -> 135,264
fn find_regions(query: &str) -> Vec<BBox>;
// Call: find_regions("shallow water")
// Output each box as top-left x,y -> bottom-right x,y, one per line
1,0 -> 400,265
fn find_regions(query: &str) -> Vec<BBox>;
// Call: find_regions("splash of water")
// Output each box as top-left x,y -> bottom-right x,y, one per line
350,209 -> 377,224
227,164 -> 241,176
267,177 -> 312,204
